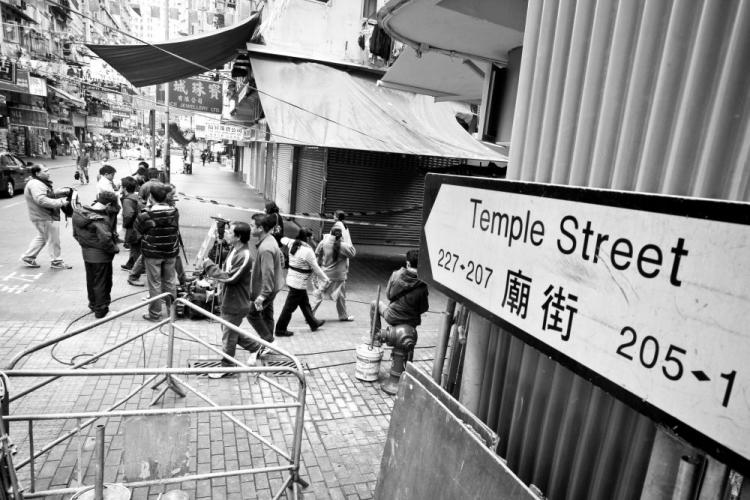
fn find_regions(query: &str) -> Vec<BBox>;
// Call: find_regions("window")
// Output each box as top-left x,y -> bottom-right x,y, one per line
362,0 -> 377,19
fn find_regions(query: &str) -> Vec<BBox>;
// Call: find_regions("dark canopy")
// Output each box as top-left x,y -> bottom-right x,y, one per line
86,15 -> 259,87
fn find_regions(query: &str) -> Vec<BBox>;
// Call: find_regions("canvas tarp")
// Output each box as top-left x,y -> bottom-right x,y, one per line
250,57 -> 507,162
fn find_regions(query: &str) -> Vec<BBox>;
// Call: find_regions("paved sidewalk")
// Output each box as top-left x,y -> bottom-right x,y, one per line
0,156 -> 446,499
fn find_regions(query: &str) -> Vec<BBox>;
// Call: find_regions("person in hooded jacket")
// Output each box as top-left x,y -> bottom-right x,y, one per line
370,249 -> 429,333
72,191 -> 120,318
311,225 -> 356,321
120,176 -> 143,271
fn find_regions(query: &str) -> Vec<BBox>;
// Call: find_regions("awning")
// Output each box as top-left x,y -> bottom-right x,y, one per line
86,14 -> 259,87
49,85 -> 86,107
379,47 -> 485,102
250,58 -> 507,162
378,0 -> 524,64
0,80 -> 28,94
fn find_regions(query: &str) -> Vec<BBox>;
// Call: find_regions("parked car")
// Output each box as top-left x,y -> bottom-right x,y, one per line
123,145 -> 147,160
0,151 -> 33,198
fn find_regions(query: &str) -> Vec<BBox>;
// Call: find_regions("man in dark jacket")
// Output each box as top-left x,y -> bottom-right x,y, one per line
370,249 -> 429,332
135,183 -> 180,321
120,176 -> 142,270
201,221 -> 259,376
72,191 -> 119,318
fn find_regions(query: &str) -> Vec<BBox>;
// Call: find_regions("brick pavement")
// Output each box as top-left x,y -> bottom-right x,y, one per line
0,156 -> 446,499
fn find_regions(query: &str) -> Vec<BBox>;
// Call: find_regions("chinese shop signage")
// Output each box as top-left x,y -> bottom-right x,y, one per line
9,107 -> 48,128
167,76 -> 223,114
203,122 -> 244,142
420,174 -> 750,469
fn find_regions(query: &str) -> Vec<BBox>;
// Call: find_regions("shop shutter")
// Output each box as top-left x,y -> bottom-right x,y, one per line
324,149 -> 426,246
293,146 -> 326,237
275,144 -> 293,213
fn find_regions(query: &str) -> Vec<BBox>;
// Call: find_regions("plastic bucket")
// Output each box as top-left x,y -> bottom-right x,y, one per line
354,344 -> 384,382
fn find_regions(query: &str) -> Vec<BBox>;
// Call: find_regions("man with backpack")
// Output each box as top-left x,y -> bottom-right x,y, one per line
370,249 -> 429,333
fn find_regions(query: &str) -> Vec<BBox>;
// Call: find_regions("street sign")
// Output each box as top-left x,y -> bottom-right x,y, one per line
420,174 -> 750,470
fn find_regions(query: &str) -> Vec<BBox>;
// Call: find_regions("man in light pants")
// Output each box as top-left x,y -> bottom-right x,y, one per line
20,164 -> 73,270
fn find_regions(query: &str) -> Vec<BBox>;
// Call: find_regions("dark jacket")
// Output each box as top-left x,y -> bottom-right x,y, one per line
204,244 -> 253,315
72,205 -> 118,263
384,267 -> 429,327
121,192 -> 143,245
135,204 -> 180,259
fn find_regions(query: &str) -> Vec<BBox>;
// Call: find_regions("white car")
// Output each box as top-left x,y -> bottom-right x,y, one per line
123,146 -> 147,160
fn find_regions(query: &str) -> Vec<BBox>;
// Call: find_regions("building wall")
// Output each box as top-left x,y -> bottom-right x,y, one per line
261,0 -> 387,64
461,1 -> 750,498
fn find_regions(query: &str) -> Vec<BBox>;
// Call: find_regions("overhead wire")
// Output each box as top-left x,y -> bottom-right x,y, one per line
43,0 -> 388,145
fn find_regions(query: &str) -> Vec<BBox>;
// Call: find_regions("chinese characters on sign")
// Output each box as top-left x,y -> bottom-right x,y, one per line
168,77 -> 223,114
203,122 -> 245,142
421,175 -> 750,466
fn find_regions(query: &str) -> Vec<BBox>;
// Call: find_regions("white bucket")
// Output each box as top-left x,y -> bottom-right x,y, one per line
354,344 -> 384,382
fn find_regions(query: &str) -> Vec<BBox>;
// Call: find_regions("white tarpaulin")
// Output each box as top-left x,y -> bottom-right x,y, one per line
250,58 -> 506,162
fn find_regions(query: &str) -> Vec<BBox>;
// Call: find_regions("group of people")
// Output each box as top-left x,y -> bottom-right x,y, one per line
19,165 -> 430,372
200,203 -> 429,378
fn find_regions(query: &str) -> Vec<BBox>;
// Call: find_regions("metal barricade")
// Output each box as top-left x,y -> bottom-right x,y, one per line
1,294 -> 308,499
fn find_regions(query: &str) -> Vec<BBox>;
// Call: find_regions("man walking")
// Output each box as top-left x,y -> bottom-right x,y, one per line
76,149 -> 91,184
201,221 -> 259,378
370,249 -> 429,333
135,183 -> 180,321
72,191 -> 119,318
248,214 -> 285,345
20,164 -> 73,270
48,135 -> 58,159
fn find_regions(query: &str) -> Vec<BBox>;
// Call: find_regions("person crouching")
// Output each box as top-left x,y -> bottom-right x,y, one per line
72,191 -> 120,318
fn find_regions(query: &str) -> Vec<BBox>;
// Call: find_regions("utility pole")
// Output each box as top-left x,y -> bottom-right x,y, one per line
163,0 -> 171,183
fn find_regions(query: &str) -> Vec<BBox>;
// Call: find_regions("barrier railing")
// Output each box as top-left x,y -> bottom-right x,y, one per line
1,294 -> 308,499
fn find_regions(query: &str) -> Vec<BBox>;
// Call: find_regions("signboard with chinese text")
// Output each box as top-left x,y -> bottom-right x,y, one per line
204,122 -> 245,142
420,174 -> 750,471
0,60 -> 15,84
8,107 -> 48,128
168,76 -> 223,114
27,76 -> 47,97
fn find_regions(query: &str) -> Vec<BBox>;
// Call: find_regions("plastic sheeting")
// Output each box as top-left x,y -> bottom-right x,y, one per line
86,15 -> 259,87
250,58 -> 507,162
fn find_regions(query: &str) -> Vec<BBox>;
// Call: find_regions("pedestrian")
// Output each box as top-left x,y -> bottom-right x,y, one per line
370,249 -> 429,333
264,201 -> 284,245
48,134 -> 58,159
135,183 -> 180,322
248,214 -> 285,345
97,164 -> 121,235
201,221 -> 260,378
274,228 -> 329,337
76,149 -> 91,184
72,191 -> 119,318
20,164 -> 73,270
120,176 -> 143,271
311,225 -> 356,321
200,150 -> 207,166
133,162 -> 148,187
138,167 -> 161,203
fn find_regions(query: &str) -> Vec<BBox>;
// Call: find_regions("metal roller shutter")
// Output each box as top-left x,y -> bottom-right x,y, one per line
257,142 -> 267,194
324,149 -> 426,246
275,144 -> 293,213
293,146 -> 326,237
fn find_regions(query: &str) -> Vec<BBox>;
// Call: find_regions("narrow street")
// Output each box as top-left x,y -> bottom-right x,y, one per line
0,153 -> 446,499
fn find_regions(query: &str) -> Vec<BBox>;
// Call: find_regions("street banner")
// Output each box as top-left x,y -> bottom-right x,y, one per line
204,122 -> 244,142
420,174 -> 750,471
167,76 -> 223,114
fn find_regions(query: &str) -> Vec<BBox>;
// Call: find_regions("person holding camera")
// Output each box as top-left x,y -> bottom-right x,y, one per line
20,165 -> 73,270
201,221 -> 259,377
72,191 -> 120,318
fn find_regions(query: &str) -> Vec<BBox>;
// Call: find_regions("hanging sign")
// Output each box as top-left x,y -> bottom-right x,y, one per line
420,174 -> 750,471
167,76 -> 223,114
204,122 -> 244,142
0,60 -> 15,84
